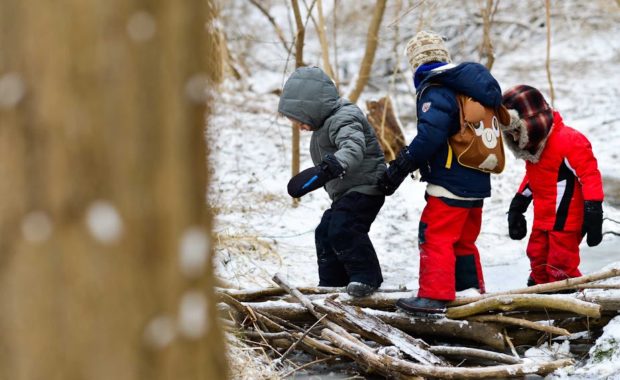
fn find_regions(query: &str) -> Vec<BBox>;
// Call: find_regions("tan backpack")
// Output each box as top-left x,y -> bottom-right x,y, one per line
447,95 -> 510,174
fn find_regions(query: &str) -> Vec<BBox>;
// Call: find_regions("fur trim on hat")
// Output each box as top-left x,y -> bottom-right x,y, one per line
500,109 -> 549,163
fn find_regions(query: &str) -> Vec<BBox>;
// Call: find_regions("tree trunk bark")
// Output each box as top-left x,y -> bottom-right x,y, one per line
0,1 -> 227,379
347,0 -> 387,103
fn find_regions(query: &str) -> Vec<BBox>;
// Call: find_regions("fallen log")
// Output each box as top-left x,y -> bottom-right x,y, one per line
273,274 -> 420,379
223,301 -> 507,350
467,314 -> 570,336
447,294 -> 601,319
578,294 -> 620,311
428,346 -> 521,365
323,329 -> 573,379
217,286 -> 405,302
451,268 -> 620,306
320,298 -> 447,365
361,308 -> 506,351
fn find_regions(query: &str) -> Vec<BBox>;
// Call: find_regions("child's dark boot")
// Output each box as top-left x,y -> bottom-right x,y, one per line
346,282 -> 377,297
396,297 -> 447,315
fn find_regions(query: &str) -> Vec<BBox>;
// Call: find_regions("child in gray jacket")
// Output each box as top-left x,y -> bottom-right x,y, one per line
279,66 -> 386,297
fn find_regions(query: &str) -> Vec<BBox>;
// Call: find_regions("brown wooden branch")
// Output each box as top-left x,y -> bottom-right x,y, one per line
367,309 -> 506,350
468,314 -> 570,336
228,300 -> 507,350
322,298 -> 447,365
248,0 -> 290,52
315,0 -> 336,80
272,273 -> 358,340
216,286 -> 404,302
321,329 -> 424,380
348,0 -> 388,103
545,0 -> 556,106
447,294 -> 601,319
323,329 -> 573,379
450,268 -> 620,306
428,346 -> 521,365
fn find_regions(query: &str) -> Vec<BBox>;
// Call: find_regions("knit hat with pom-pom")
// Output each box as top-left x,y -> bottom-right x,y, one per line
404,31 -> 452,71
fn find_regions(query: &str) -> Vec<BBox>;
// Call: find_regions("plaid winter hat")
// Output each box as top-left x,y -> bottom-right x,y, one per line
404,31 -> 452,71
502,85 -> 554,160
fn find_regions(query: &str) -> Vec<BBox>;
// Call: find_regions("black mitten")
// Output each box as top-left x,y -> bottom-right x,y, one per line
377,147 -> 417,196
287,154 -> 344,198
582,200 -> 603,247
507,193 -> 531,240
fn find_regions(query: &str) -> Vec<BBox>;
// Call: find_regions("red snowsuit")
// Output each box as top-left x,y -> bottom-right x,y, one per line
516,111 -> 603,284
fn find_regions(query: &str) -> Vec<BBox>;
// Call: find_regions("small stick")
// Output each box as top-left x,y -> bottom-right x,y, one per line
277,315 -> 327,363
280,356 -> 335,378
468,314 -> 570,336
504,329 -> 520,359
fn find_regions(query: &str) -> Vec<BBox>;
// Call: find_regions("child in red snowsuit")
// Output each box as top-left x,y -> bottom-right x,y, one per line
502,85 -> 604,285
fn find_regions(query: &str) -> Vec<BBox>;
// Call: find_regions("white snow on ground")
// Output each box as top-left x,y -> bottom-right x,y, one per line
210,1 -> 620,377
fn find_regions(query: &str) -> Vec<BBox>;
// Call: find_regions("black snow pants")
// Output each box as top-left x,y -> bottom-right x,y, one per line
315,191 -> 384,288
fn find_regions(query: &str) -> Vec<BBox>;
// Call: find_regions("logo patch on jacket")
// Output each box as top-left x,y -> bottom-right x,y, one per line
422,102 -> 431,113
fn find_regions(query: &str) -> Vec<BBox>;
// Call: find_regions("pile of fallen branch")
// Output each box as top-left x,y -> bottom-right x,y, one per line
217,268 -> 620,379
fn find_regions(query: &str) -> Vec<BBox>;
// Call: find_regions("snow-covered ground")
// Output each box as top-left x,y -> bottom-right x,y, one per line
211,1 -> 620,377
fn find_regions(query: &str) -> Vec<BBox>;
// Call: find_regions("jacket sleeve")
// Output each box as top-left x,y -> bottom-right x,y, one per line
328,121 -> 366,172
517,173 -> 533,198
565,133 -> 604,201
407,87 -> 458,168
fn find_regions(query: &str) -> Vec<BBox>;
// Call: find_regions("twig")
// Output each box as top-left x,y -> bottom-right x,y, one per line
278,315 -> 327,363
248,0 -> 290,51
281,356 -> 335,378
545,0 -> 556,106
504,329 -> 520,359
429,346 -> 521,365
468,314 -> 570,336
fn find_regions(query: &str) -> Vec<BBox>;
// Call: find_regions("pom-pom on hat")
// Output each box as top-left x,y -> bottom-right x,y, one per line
404,31 -> 452,71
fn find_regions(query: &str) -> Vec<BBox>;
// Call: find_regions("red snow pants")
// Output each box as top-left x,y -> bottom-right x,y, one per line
417,196 -> 485,301
526,229 -> 582,284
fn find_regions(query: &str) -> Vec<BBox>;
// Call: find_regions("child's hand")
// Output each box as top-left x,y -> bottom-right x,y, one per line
377,147 -> 417,196
507,212 -> 527,240
582,201 -> 603,247
287,155 -> 344,198
507,193 -> 531,240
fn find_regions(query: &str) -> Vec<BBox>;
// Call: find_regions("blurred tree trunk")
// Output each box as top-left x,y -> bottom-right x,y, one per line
348,0 -> 387,104
0,1 -> 227,379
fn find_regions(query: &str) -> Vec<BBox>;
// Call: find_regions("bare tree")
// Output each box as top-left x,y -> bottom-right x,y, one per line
348,0 -> 388,103
0,1 -> 227,379
289,0 -> 306,201
315,0 -> 337,81
545,0 -> 556,106
479,0 -> 500,70
249,0 -> 290,52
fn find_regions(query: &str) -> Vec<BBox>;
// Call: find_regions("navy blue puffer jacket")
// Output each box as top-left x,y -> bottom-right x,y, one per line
407,62 -> 504,198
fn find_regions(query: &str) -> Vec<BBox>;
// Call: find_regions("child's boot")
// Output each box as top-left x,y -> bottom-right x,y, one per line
396,296 -> 447,315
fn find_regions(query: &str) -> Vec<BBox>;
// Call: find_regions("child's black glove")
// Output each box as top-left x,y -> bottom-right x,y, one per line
507,193 -> 531,240
582,200 -> 603,247
287,154 -> 344,198
378,147 -> 417,196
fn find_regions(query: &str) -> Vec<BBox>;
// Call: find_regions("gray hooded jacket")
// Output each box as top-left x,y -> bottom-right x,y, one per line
278,67 -> 386,201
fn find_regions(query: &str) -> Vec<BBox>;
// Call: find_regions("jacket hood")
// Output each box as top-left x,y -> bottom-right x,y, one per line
501,109 -> 561,163
417,62 -> 503,108
278,67 -> 339,130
